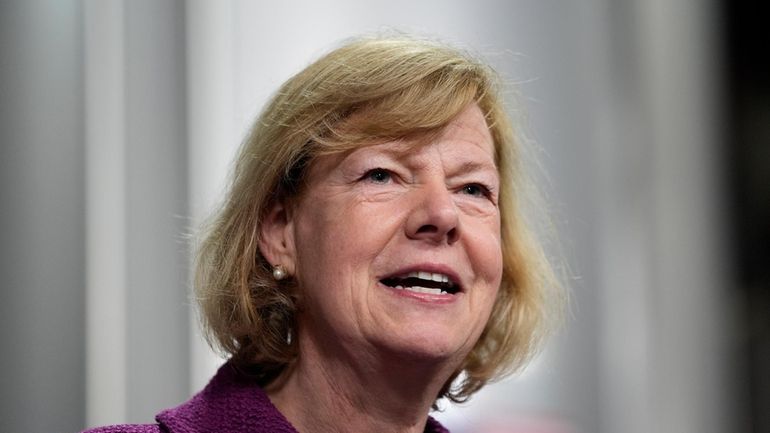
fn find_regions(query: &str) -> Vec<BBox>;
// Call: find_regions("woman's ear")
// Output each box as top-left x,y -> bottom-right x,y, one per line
258,200 -> 296,275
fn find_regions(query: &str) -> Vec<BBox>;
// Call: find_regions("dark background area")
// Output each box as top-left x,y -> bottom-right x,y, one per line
724,2 -> 770,432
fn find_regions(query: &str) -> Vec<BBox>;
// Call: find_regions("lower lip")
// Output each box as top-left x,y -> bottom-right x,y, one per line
378,282 -> 460,305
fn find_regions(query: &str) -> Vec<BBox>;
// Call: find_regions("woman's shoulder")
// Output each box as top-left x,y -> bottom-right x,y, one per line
81,424 -> 162,433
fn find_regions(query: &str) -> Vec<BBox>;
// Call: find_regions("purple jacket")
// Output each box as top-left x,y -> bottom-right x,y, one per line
82,362 -> 450,433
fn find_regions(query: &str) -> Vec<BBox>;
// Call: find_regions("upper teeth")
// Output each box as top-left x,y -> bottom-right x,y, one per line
404,271 -> 450,284
394,285 -> 445,295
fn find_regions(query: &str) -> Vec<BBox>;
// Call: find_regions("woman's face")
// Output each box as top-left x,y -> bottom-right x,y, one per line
288,104 -> 503,364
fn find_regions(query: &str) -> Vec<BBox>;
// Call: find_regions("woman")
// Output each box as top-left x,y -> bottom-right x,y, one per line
85,35 -> 558,433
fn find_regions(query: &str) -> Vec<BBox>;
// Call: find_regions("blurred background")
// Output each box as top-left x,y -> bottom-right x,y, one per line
1,1 -> 767,432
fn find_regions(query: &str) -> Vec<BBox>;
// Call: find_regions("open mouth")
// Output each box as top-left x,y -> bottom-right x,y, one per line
380,271 -> 461,295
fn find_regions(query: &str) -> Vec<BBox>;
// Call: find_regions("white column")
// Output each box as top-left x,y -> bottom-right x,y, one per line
596,1 -> 732,432
637,1 -> 731,432
84,0 -> 127,426
84,0 -> 190,426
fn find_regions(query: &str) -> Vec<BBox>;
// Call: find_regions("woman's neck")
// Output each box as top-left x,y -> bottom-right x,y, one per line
265,333 -> 457,433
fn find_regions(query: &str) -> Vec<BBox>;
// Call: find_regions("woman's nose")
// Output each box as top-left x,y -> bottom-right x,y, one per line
405,182 -> 460,245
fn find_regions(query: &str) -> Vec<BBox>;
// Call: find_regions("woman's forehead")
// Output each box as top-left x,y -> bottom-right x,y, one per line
326,103 -> 496,158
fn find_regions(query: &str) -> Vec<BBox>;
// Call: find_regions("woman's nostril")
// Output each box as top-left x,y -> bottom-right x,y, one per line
417,224 -> 438,234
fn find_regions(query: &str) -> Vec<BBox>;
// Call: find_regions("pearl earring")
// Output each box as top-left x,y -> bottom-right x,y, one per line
272,265 -> 287,281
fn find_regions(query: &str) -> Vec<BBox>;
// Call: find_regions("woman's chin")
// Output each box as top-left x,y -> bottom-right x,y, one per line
368,326 -> 475,367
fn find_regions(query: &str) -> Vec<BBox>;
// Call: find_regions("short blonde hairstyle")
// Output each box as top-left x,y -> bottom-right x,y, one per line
195,35 -> 559,403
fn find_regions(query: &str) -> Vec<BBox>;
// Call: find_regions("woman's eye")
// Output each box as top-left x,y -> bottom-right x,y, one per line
462,183 -> 489,198
364,168 -> 392,184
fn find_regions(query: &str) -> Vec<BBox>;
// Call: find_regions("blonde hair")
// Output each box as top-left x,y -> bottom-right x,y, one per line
195,35 -> 560,403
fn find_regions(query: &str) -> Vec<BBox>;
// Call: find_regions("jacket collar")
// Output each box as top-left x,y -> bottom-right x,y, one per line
156,361 -> 449,433
156,362 -> 298,433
